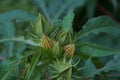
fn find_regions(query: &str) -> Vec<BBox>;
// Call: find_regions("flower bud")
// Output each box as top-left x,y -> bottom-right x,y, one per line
58,30 -> 73,45
64,44 -> 75,57
34,14 -> 43,36
33,14 -> 52,37
40,35 -> 53,49
52,42 -> 62,57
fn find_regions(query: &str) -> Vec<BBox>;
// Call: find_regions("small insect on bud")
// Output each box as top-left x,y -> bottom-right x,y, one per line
64,44 -> 75,57
40,35 -> 53,49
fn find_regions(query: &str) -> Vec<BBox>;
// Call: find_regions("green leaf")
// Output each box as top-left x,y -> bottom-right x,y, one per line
0,22 -> 15,56
76,42 -> 119,57
24,53 -> 41,80
103,53 -> 120,72
83,62 -> 103,79
0,36 -> 40,46
33,14 -> 52,37
83,58 -> 100,77
41,14 -> 52,35
1,61 -> 19,80
78,16 -> 120,39
86,0 -> 98,18
14,42 -> 26,57
83,53 -> 120,78
58,29 -> 73,45
35,0 -> 51,23
0,51 -> 37,79
33,14 -> 43,36
62,10 -> 74,32
1,65 -> 15,80
0,10 -> 36,23
50,60 -> 72,79
111,0 -> 118,12
53,0 -> 86,21
30,60 -> 50,80
34,0 -> 86,21
52,42 -> 62,57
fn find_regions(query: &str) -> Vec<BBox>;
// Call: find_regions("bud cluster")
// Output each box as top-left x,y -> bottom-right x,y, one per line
40,34 -> 75,57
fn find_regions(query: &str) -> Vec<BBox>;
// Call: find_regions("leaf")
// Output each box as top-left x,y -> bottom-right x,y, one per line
33,0 -> 86,21
111,0 -> 118,12
83,58 -> 100,77
0,22 -> 15,38
53,0 -> 86,21
76,42 -> 119,57
33,13 -> 52,37
47,0 -> 63,18
35,0 -> 51,23
0,58 -> 19,80
103,53 -> 120,72
14,42 -> 26,57
33,14 -> 43,36
0,10 -> 36,23
0,36 -> 40,46
0,22 -> 15,56
1,63 -> 19,80
86,0 -> 98,18
41,14 -> 52,35
0,51 -> 36,79
78,16 -> 120,39
30,60 -> 50,80
62,10 -> 74,32
83,53 -> 120,78
24,53 -> 41,80
0,60 -> 10,79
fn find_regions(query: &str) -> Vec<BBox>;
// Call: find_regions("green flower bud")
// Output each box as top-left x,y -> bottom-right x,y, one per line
40,35 -> 53,49
58,29 -> 73,45
33,14 -> 52,37
64,44 -> 75,57
34,14 -> 43,36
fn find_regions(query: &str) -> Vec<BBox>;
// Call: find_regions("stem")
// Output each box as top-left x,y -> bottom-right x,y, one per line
97,4 -> 120,23
45,71 -> 50,80
84,77 -> 88,80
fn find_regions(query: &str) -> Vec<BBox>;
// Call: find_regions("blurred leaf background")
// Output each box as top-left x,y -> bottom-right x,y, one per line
0,0 -> 120,80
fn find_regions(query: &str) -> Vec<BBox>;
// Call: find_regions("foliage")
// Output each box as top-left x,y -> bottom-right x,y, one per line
0,0 -> 120,80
